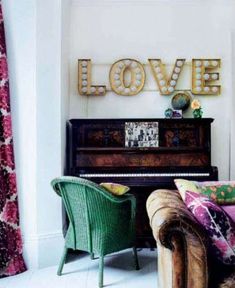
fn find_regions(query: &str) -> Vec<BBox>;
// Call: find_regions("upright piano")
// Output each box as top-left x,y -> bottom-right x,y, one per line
66,118 -> 218,247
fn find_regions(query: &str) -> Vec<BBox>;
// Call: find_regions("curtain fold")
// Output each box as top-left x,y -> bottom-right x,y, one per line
0,2 -> 26,277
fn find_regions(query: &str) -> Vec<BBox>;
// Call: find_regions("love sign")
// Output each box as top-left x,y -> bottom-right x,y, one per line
78,58 -> 221,96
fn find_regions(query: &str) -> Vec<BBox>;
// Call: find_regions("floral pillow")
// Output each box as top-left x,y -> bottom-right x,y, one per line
174,179 -> 201,200
198,181 -> 235,205
100,183 -> 130,196
175,179 -> 235,205
184,191 -> 235,265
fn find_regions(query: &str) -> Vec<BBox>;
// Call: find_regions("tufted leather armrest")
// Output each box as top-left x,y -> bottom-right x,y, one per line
146,189 -> 209,288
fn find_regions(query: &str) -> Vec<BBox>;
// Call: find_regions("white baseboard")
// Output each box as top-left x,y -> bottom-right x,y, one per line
38,231 -> 64,269
23,234 -> 39,270
23,231 -> 64,269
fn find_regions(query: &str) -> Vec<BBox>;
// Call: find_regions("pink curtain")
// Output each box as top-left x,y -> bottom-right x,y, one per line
0,3 -> 26,277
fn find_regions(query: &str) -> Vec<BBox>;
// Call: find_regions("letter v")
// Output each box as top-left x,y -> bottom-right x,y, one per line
148,59 -> 185,95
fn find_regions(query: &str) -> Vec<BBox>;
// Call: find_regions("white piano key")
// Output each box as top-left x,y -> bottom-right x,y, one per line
80,172 -> 210,178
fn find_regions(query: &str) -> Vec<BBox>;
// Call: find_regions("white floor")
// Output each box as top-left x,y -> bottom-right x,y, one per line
0,249 -> 158,288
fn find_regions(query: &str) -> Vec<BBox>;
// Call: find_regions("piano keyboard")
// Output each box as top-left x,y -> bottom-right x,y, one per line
79,172 -> 210,178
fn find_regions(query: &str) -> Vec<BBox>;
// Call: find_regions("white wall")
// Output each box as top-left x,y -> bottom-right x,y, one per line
36,0 -> 67,268
231,30 -> 235,180
69,0 -> 235,181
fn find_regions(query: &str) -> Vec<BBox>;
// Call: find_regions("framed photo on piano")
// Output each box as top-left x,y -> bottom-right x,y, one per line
125,121 -> 159,148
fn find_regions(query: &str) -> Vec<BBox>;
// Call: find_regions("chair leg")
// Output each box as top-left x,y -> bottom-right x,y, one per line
133,247 -> 140,270
99,255 -> 104,288
57,247 -> 69,276
90,252 -> 95,260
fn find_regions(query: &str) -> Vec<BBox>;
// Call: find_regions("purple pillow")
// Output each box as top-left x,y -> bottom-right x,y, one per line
185,191 -> 235,265
221,206 -> 235,223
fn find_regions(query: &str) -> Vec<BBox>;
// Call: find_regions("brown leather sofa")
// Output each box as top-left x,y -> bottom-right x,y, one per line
146,189 -> 235,288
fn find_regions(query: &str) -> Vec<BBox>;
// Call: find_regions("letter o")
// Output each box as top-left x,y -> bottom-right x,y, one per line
109,59 -> 145,95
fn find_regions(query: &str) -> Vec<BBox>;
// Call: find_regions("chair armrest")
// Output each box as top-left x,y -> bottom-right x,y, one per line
147,189 -> 209,288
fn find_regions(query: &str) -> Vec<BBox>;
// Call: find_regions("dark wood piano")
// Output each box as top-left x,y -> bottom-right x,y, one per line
66,118 -> 218,247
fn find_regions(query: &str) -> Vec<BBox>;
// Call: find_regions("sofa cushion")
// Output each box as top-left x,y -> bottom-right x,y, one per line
198,181 -> 235,205
184,191 -> 235,265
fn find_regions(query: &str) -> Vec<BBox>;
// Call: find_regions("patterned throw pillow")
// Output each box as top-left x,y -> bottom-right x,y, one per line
100,183 -> 130,196
198,181 -> 235,205
174,179 -> 201,200
184,191 -> 235,265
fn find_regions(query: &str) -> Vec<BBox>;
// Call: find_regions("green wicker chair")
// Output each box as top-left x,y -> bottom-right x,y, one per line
51,176 -> 139,287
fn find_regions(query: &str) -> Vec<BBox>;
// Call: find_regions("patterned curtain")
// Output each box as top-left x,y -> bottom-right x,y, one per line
0,3 -> 26,277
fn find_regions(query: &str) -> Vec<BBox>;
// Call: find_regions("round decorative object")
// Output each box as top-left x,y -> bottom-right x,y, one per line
115,80 -> 121,86
171,92 -> 191,111
203,73 -> 210,80
193,109 -> 203,118
90,87 -> 96,93
124,59 -> 131,66
114,74 -> 120,80
176,60 -> 183,67
135,73 -> 142,80
172,73 -> 178,80
131,62 -> 137,68
212,86 -> 218,93
196,80 -> 202,86
174,67 -> 181,73
212,74 -> 218,80
204,60 -> 209,67
159,80 -> 166,86
170,80 -> 176,86
82,61 -> 88,67
157,73 -> 163,80
212,60 -> 218,67
196,67 -> 201,73
196,87 -> 202,92
204,86 -> 210,92
155,67 -> 161,73
118,62 -> 124,68
195,61 -> 202,67
165,108 -> 173,119
98,87 -> 105,93
118,86 -> 124,91
168,86 -> 174,93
